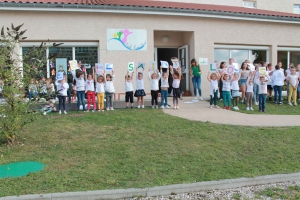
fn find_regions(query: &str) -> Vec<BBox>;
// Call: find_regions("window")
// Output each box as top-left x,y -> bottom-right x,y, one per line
278,50 -> 300,69
243,1 -> 256,8
294,5 -> 300,14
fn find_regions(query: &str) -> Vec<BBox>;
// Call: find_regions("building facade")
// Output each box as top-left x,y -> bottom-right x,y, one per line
0,0 -> 300,97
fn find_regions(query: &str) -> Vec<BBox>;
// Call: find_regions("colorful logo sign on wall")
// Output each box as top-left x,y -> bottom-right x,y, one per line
107,29 -> 147,51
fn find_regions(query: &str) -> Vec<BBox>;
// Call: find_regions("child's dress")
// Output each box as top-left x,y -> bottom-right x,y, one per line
134,72 -> 146,97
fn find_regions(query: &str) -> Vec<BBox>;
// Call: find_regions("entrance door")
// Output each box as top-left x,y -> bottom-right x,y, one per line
178,45 -> 189,92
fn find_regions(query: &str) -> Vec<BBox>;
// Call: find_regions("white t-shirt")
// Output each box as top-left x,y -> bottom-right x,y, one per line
136,77 -> 144,90
210,80 -> 218,97
85,80 -> 95,91
161,77 -> 169,88
57,83 -> 69,96
288,74 -> 299,87
125,81 -> 134,92
96,82 -> 105,93
231,80 -> 239,90
172,79 -> 180,88
246,80 -> 254,93
222,80 -> 231,92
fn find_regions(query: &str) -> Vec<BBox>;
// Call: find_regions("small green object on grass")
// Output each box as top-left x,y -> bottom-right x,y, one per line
0,162 -> 45,178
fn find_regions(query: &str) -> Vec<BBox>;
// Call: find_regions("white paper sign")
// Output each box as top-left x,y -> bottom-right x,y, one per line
249,64 -> 255,71
259,67 -> 267,76
69,60 -> 79,70
199,58 -> 208,66
95,63 -> 104,75
160,61 -> 168,69
56,72 -> 64,81
209,63 -> 217,72
149,61 -> 158,71
233,63 -> 239,73
128,62 -> 134,72
171,59 -> 180,69
137,62 -> 145,69
105,63 -> 113,71
227,65 -> 234,75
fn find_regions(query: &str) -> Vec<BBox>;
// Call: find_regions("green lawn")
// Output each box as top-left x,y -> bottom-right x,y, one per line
214,97 -> 300,115
1,109 -> 300,197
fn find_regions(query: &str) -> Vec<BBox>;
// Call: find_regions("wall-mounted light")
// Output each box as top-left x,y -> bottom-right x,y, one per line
162,35 -> 169,43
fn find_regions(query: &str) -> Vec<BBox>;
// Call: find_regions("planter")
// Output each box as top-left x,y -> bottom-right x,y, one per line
184,91 -> 191,96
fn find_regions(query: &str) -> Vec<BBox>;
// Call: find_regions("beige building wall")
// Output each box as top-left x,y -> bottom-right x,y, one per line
257,0 -> 294,13
0,11 -> 299,97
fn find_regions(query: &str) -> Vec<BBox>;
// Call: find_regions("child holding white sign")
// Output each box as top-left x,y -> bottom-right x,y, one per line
95,71 -> 106,112
148,69 -> 161,109
207,71 -> 221,109
105,71 -> 115,110
170,66 -> 182,109
125,71 -> 134,109
55,77 -> 69,115
160,66 -> 170,109
134,68 -> 146,108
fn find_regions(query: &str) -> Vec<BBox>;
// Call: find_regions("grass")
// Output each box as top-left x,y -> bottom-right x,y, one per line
1,109 -> 300,197
256,186 -> 300,199
213,96 -> 300,115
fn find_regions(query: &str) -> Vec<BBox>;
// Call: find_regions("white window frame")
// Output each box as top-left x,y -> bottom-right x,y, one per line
243,1 -> 256,8
294,5 -> 300,14
20,42 -> 99,78
214,44 -> 270,63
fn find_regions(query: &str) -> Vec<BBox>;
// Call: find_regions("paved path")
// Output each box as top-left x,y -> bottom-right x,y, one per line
163,97 -> 300,127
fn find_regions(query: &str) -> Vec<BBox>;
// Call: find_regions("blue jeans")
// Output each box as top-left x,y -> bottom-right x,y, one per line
192,76 -> 202,97
253,83 -> 259,102
259,94 -> 266,111
29,92 -> 37,100
273,85 -> 282,103
77,91 -> 85,110
161,90 -> 168,106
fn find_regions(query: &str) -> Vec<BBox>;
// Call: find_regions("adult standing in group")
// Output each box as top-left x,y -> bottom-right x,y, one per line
190,58 -> 203,101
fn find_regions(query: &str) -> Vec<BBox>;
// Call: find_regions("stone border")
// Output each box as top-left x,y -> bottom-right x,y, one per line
1,173 -> 300,200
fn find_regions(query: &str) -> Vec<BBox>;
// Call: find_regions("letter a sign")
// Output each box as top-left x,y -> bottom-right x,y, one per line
128,62 -> 134,72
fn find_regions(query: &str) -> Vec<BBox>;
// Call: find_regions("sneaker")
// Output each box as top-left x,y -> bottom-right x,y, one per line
160,105 -> 165,109
193,97 -> 197,100
126,106 -> 129,109
156,105 -> 158,109
200,96 -> 203,101
279,102 -> 283,105
233,106 -> 237,110
142,105 -> 144,108
102,109 -> 104,112
255,101 -> 259,105
173,106 -> 177,110
107,107 -> 110,110
246,107 -> 249,111
131,106 -> 133,109
259,110 -> 262,112
273,101 -> 277,104
64,111 -> 67,114
250,107 -> 254,111
92,110 -> 95,112
210,106 -> 213,109
138,105 -> 140,109
165,105 -> 170,109
214,105 -> 220,109
98,109 -> 101,112
223,106 -> 227,109
177,106 -> 179,110
288,102 -> 293,106
227,107 -> 231,110
85,110 -> 89,112
240,100 -> 244,104
219,99 -> 223,101
236,106 -> 240,110
110,107 -> 114,111
263,110 -> 266,113
152,106 -> 154,109
180,97 -> 183,100
59,110 -> 61,115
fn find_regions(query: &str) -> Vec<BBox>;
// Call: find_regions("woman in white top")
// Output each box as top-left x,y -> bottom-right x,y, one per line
148,69 -> 161,109
207,71 -> 221,109
56,78 -> 69,115
134,68 -> 146,109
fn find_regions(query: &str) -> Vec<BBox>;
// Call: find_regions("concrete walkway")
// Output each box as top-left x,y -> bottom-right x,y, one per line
163,97 -> 300,127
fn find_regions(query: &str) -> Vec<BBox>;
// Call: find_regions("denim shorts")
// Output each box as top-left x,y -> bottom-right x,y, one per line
240,79 -> 247,86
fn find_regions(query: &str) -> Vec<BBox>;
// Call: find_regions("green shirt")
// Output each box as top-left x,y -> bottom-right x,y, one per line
191,65 -> 201,76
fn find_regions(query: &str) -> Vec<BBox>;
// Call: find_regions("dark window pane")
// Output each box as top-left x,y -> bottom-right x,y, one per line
214,49 -> 230,66
75,47 -> 98,74
290,52 -> 300,67
250,50 -> 266,64
277,51 -> 288,70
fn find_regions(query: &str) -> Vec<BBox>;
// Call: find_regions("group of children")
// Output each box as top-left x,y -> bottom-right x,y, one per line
208,58 -> 300,112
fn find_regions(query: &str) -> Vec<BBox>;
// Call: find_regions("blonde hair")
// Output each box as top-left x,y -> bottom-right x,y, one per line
151,73 -> 158,79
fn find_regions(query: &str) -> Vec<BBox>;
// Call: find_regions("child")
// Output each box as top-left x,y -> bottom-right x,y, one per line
256,73 -> 271,112
56,77 -> 69,114
71,69 -> 86,111
149,69 -> 161,109
253,63 -> 261,105
297,64 -> 300,101
231,72 -> 240,110
285,63 -> 294,99
105,71 -> 115,110
170,66 -> 182,109
72,80 -> 77,103
134,67 -> 146,108
267,63 -> 274,101
125,71 -> 134,109
40,102 -> 56,115
239,62 -> 249,104
246,74 -> 254,111
271,64 -> 285,105
218,62 -> 226,101
28,79 -> 37,100
221,73 -> 231,110
46,78 -> 56,101
287,66 -> 299,106
160,66 -> 170,109
85,66 -> 96,112
38,76 -> 47,98
95,72 -> 106,112
207,71 -> 221,109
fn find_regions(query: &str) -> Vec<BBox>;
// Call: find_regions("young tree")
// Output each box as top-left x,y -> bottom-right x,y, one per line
0,23 -> 61,145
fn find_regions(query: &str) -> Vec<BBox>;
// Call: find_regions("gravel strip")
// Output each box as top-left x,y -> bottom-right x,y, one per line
124,181 -> 300,200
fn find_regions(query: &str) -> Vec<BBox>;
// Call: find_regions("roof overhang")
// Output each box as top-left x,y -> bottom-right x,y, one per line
1,2 -> 300,24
